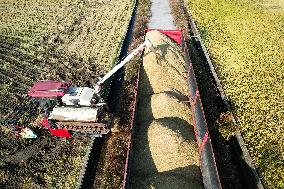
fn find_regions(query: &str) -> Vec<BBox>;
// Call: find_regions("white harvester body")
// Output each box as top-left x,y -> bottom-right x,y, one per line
49,106 -> 101,122
62,87 -> 95,106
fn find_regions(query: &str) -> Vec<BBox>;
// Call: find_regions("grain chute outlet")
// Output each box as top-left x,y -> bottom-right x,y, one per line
13,39 -> 154,139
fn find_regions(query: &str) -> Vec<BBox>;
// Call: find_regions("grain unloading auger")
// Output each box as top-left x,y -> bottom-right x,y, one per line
17,40 -> 154,139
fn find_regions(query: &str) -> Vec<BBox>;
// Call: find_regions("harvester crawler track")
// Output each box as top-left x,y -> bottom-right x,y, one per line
58,122 -> 108,132
58,122 -> 110,137
56,110 -> 112,137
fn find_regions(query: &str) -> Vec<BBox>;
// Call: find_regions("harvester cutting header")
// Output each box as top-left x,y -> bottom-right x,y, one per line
19,39 -> 154,139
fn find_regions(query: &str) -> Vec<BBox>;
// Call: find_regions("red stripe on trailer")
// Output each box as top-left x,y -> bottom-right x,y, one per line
184,39 -> 222,188
186,62 -> 200,143
199,131 -> 209,154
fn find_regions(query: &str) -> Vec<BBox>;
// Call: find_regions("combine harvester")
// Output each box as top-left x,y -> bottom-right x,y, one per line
14,40 -> 155,139
1,40 -> 153,169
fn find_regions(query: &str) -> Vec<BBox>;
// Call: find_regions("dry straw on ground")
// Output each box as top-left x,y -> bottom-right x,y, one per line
130,30 -> 202,188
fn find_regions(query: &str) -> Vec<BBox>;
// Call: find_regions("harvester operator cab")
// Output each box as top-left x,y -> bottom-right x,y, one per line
28,80 -> 71,108
28,80 -> 71,98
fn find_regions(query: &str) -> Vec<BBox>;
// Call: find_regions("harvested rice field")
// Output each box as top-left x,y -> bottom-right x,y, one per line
0,0 -> 134,188
185,0 -> 284,188
129,30 -> 203,188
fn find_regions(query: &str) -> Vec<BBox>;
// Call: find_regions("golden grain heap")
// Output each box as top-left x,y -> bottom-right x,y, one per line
130,30 -> 203,188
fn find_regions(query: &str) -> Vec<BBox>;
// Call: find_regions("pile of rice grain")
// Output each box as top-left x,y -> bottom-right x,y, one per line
139,30 -> 188,96
130,30 -> 203,188
148,120 -> 199,172
138,92 -> 192,124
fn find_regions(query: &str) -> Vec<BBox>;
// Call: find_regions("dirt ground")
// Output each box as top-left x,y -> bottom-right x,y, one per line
0,0 -> 134,188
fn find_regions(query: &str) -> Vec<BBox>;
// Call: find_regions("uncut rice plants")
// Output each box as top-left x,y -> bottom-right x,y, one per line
185,0 -> 284,187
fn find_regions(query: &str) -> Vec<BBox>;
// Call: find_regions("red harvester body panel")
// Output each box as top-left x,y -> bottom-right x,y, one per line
48,128 -> 72,138
41,118 -> 72,138
28,80 -> 71,98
